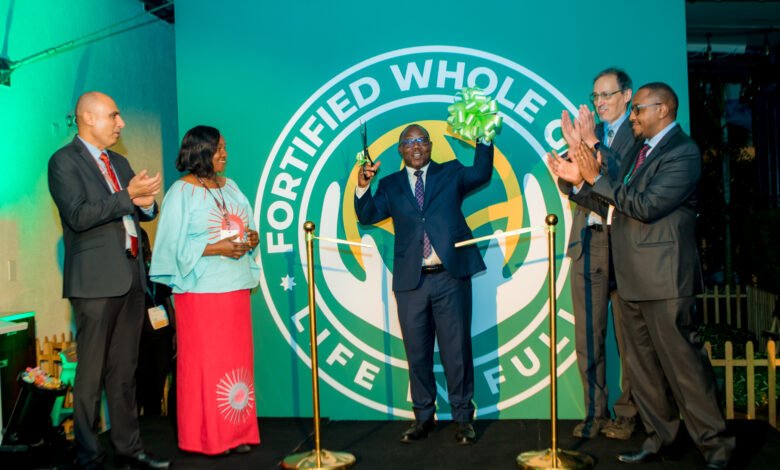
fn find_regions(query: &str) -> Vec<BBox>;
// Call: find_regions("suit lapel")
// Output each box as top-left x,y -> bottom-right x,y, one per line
631,124 -> 680,182
108,151 -> 131,187
422,161 -> 440,210
649,124 -> 681,155
72,137 -> 113,194
618,140 -> 645,182
612,120 -> 634,157
397,168 -> 419,211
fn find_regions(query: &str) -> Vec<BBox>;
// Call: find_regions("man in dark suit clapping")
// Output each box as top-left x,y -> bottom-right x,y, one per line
355,124 -> 493,445
48,92 -> 169,470
550,82 -> 734,469
557,68 -> 640,440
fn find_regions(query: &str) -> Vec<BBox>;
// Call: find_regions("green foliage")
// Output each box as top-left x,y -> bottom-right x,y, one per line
747,209 -> 780,293
699,323 -> 778,410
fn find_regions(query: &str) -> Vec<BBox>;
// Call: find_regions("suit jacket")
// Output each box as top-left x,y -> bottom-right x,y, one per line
355,143 -> 494,292
586,124 -> 702,301
48,136 -> 158,298
564,120 -> 635,260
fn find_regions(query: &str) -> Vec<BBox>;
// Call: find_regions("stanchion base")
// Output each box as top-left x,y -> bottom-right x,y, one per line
281,449 -> 356,470
516,448 -> 594,469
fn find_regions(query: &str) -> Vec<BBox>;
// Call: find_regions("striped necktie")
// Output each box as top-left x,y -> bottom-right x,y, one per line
414,170 -> 432,258
627,144 -> 651,181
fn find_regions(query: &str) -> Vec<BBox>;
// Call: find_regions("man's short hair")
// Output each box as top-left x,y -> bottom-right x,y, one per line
638,82 -> 679,119
593,67 -> 633,92
398,124 -> 430,142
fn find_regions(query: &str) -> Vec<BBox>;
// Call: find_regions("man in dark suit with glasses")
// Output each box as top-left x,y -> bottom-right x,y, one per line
557,68 -> 640,441
550,82 -> 734,469
355,124 -> 493,446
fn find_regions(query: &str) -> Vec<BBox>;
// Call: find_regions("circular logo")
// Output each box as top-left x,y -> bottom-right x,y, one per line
216,368 -> 255,423
255,46 -> 576,419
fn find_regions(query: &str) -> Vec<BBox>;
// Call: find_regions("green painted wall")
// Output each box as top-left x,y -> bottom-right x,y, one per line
0,0 -> 177,337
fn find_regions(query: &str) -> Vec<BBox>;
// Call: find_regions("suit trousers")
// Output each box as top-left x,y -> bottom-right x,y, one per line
395,269 -> 474,424
571,227 -> 635,420
617,295 -> 734,463
71,256 -> 145,465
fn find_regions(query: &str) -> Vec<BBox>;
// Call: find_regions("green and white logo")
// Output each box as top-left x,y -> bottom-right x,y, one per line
255,46 -> 577,419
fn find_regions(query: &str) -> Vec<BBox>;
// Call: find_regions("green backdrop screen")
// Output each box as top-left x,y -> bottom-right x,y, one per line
174,0 -> 689,419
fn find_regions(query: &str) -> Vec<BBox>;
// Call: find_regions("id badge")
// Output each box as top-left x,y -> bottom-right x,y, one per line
147,305 -> 169,330
220,229 -> 240,241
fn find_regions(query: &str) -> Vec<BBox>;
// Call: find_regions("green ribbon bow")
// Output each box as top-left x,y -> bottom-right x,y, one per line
447,87 -> 502,143
355,150 -> 371,166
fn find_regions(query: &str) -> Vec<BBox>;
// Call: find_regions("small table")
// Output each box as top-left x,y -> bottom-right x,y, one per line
0,320 -> 28,443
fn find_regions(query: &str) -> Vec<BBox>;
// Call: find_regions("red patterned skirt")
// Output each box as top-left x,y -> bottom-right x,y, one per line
174,290 -> 260,454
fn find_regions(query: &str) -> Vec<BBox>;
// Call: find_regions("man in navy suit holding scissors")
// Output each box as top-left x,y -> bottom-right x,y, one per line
355,124 -> 493,445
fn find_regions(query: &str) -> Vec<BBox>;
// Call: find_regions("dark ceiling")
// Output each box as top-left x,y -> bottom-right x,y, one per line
139,1 -> 780,52
139,0 -> 174,24
687,0 -> 780,52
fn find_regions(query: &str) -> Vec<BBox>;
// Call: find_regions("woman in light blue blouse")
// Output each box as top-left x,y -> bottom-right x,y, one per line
150,126 -> 260,455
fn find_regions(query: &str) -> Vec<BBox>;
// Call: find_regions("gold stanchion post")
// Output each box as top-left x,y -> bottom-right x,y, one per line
516,214 -> 594,470
281,221 -> 356,470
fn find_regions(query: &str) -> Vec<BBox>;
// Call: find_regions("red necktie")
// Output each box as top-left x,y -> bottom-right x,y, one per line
100,152 -> 138,257
628,144 -> 651,179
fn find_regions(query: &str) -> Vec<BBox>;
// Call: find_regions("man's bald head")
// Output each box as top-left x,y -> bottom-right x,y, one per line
75,91 -> 125,150
76,91 -> 105,113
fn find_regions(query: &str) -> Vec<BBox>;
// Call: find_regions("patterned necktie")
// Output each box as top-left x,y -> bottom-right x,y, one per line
628,144 -> 651,180
100,152 -> 138,256
414,170 -> 432,258
607,128 -> 614,145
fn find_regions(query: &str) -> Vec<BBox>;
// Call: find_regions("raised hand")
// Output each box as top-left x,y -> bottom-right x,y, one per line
547,149 -> 583,186
577,105 -> 599,147
128,170 -> 162,202
572,142 -> 603,185
357,161 -> 382,188
561,110 -> 582,150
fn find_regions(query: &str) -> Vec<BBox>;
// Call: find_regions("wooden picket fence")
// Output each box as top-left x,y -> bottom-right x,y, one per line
698,285 -> 778,350
699,284 -> 747,328
705,339 -> 778,429
35,332 -> 76,439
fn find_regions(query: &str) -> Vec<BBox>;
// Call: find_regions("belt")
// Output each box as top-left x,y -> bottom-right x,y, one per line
125,249 -> 137,259
586,224 -> 605,232
421,265 -> 445,274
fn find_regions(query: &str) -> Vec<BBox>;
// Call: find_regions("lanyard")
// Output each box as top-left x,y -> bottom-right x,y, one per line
197,176 -> 229,224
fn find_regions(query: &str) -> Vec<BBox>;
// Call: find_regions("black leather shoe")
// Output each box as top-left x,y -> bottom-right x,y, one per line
706,462 -> 728,470
617,449 -> 658,464
455,422 -> 476,445
75,463 -> 105,470
400,420 -> 435,443
234,444 -> 252,454
115,451 -> 171,469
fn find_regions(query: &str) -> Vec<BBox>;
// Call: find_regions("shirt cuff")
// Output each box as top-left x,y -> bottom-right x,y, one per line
355,185 -> 369,198
140,204 -> 156,216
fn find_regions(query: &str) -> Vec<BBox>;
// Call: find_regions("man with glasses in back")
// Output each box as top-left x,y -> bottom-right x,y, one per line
355,124 -> 493,446
550,82 -> 734,469
557,68 -> 640,441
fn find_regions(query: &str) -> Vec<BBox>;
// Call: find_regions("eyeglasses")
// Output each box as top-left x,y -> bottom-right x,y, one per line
589,89 -> 623,102
630,103 -> 662,114
400,137 -> 431,148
